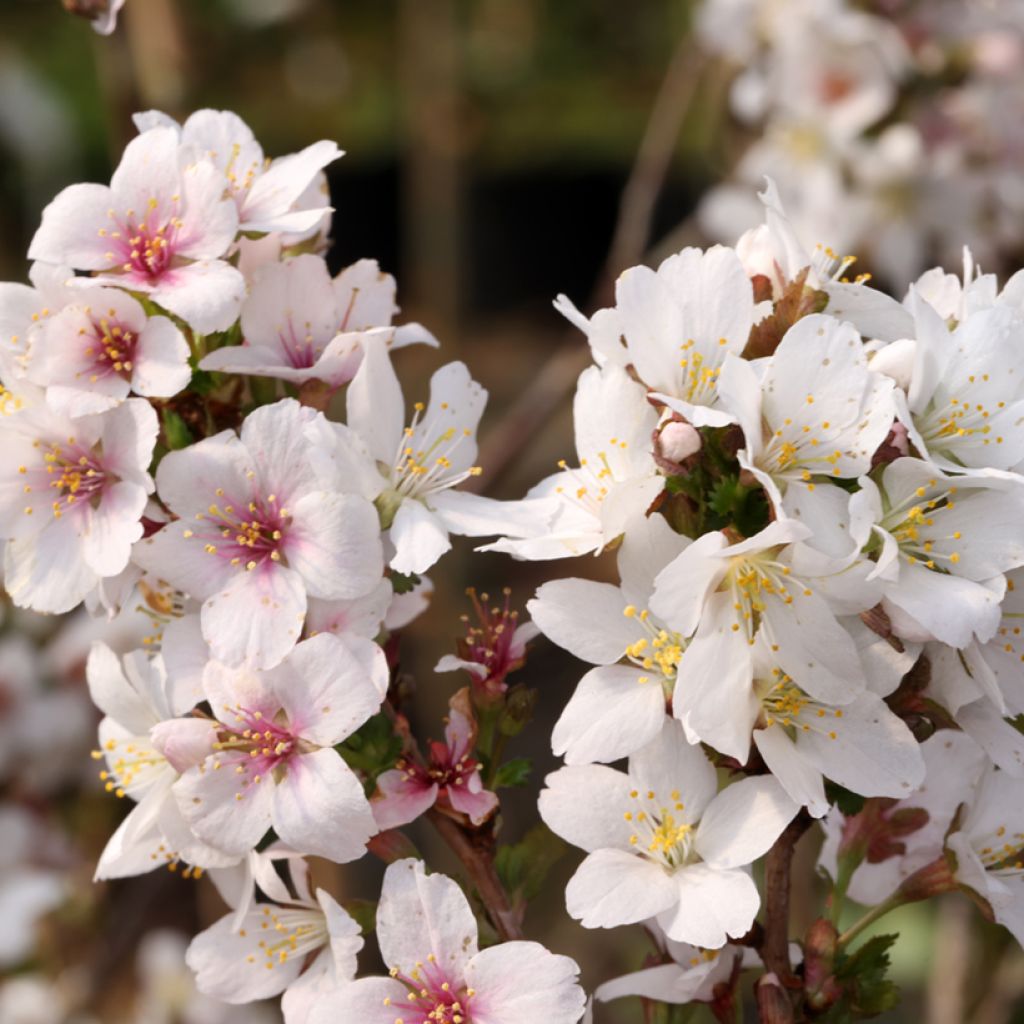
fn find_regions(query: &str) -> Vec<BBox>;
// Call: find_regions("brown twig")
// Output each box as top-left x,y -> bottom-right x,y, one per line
759,812 -> 813,988
427,808 -> 523,941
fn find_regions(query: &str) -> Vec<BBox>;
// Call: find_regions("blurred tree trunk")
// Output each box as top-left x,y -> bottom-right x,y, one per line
398,0 -> 463,346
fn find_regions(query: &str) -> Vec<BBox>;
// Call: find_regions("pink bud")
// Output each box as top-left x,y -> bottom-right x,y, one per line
659,421 -> 701,462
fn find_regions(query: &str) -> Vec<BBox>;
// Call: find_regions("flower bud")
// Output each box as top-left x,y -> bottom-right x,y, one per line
658,420 -> 701,463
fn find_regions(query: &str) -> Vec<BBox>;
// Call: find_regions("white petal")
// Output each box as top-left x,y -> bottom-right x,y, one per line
696,776 -> 799,869
565,849 -> 678,929
376,858 -> 479,978
528,579 -> 636,664
552,665 -> 667,765
655,865 -> 760,948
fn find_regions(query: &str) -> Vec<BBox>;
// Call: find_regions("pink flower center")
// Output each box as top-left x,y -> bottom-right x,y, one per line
388,959 -> 476,1024
211,705 -> 298,793
456,587 -> 525,693
83,314 -> 138,380
187,491 -> 292,571
19,440 -> 109,520
100,200 -> 183,284
399,745 -> 478,793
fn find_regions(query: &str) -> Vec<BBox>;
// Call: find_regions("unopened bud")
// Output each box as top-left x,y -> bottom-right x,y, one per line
658,420 -> 701,463
367,828 -> 421,864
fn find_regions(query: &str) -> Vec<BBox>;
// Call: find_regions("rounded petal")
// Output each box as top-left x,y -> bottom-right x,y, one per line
565,849 -> 678,929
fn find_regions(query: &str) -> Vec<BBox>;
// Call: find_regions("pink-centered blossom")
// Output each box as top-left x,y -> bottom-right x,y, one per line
372,695 -> 497,830
200,254 -> 436,388
171,633 -> 385,863
133,398 -> 383,668
0,387 -> 157,613
312,859 -> 586,1024
28,127 -> 245,334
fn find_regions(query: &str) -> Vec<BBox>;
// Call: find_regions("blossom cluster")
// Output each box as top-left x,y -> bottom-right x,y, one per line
697,0 -> 1024,284
5,99 -> 1024,1022
0,110 -> 582,1022
481,177 -> 1024,1011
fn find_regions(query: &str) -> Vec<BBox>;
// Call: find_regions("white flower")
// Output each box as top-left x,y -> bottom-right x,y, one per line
888,292 -> 1024,472
86,642 -> 231,880
323,341 -> 530,575
750,642 -> 924,818
559,246 -> 755,427
134,108 -> 341,236
928,568 -> 1024,774
539,720 -> 799,948
649,520 -> 874,762
28,127 -> 245,334
850,457 -> 1024,647
527,514 -> 689,764
947,762 -> 1024,946
133,398 -> 383,669
90,0 -> 126,35
818,731 -> 986,906
27,286 -> 190,416
172,633 -> 383,862
311,858 -> 587,1024
187,857 -> 362,1024
481,363 -> 661,560
595,933 -> 747,1008
199,255 -> 436,388
718,313 -> 895,512
0,262 -> 77,381
0,388 -> 157,613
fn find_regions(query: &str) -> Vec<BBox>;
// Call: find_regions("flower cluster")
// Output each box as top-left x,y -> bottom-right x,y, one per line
0,111 -> 583,1023
697,0 -> 1024,283
484,178 -> 1024,1013
7,98 -> 1024,1023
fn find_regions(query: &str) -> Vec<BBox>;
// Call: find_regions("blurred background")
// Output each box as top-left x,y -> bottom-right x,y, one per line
3,0 -> 1024,1021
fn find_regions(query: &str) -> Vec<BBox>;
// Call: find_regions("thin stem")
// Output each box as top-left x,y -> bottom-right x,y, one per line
759,812 -> 812,984
427,808 -> 523,941
828,855 -> 858,928
837,893 -> 904,949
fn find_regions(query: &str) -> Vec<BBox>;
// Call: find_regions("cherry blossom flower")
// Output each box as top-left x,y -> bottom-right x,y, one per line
323,342 -> 531,575
718,312 -> 895,512
27,287 -> 190,416
133,398 -> 383,668
0,389 -> 157,613
927,568 -> 1024,773
885,293 -> 1024,473
528,514 -> 689,764
850,457 -> 1024,647
481,364 -> 661,560
187,856 -> 362,1024
818,731 -> 986,906
557,246 -> 755,427
946,762 -> 1024,945
133,108 -> 341,236
85,642 -> 230,880
311,858 -> 587,1024
0,262 -> 77,381
372,692 -> 497,829
28,127 -> 245,334
539,720 -> 799,948
199,254 -> 436,388
172,633 -> 383,862
649,519 -> 875,761
435,586 -> 539,702
750,647 -> 924,817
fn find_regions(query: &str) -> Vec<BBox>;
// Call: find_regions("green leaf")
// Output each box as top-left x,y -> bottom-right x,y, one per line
161,409 -> 194,451
495,824 -> 566,903
189,368 -> 218,396
821,933 -> 901,1020
827,782 -> 867,818
336,712 -> 403,787
390,570 -> 421,595
492,757 -> 532,789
